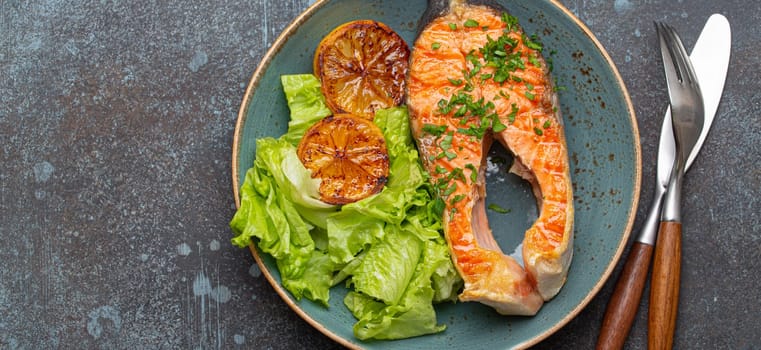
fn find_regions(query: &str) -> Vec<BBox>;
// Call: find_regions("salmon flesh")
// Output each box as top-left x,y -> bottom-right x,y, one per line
407,0 -> 574,315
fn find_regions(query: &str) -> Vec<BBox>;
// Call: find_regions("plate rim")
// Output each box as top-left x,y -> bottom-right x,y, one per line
231,0 -> 642,348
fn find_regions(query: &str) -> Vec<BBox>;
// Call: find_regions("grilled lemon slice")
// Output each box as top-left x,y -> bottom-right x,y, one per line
314,20 -> 409,120
297,114 -> 389,205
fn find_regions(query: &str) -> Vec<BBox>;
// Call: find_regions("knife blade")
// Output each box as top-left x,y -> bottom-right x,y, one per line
596,14 -> 731,350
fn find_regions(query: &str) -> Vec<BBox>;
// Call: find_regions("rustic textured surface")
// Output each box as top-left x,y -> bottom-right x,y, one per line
1,0 -> 759,349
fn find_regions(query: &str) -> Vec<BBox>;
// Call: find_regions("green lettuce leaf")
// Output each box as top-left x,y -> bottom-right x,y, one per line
351,225 -> 423,305
326,211 -> 384,265
278,250 -> 335,306
229,138 -> 336,305
231,75 -> 461,340
344,239 -> 456,340
281,74 -> 332,145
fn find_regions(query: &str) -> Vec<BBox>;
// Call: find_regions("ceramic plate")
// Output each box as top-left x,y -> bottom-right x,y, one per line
232,0 -> 641,348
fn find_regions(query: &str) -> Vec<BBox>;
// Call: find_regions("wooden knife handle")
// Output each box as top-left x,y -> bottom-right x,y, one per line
596,242 -> 654,350
648,221 -> 682,350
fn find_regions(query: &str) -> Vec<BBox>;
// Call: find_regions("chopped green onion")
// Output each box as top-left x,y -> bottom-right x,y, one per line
439,132 -> 454,150
422,123 -> 447,136
465,164 -> 478,183
524,34 -> 543,51
492,115 -> 507,132
450,194 -> 466,204
528,55 -> 541,67
501,13 -> 519,31
454,105 -> 468,117
449,167 -> 466,182
507,103 -> 518,124
488,203 -> 511,214
443,183 -> 457,196
448,78 -> 463,86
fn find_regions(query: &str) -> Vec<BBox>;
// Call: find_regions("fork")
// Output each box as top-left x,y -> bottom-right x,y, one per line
649,21 -> 704,350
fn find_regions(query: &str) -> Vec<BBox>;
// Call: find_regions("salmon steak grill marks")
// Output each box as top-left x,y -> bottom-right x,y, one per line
407,0 -> 574,315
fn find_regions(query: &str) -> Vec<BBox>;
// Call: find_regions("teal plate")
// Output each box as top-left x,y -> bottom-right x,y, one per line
232,0 -> 641,348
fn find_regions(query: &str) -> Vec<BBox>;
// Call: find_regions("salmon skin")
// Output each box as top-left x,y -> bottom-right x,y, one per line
407,0 -> 574,315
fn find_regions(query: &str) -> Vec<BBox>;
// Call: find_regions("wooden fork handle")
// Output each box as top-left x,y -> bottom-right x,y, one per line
648,221 -> 682,350
596,242 -> 654,350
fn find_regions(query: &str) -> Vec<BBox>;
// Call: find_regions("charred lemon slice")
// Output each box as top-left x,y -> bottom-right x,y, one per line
314,20 -> 409,120
297,114 -> 389,205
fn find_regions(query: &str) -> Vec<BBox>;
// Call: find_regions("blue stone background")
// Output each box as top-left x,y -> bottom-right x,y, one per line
1,0 -> 759,349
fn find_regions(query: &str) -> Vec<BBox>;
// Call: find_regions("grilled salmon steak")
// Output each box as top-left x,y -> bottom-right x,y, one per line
407,0 -> 574,315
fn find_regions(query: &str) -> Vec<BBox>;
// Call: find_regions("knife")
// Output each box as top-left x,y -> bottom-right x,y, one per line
596,14 -> 731,350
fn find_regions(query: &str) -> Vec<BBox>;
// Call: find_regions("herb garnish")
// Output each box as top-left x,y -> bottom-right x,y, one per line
426,12 -> 553,216
464,163 -> 478,183
464,19 -> 479,28
423,123 -> 447,136
488,203 -> 512,214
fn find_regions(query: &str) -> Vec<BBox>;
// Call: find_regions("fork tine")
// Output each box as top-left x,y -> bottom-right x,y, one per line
657,22 -> 684,82
655,19 -> 705,171
659,22 -> 697,85
654,22 -> 681,87
660,23 -> 686,80
670,25 -> 700,86
654,20 -> 704,149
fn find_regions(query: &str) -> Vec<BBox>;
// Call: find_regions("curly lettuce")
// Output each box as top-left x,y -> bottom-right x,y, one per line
230,74 -> 461,340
